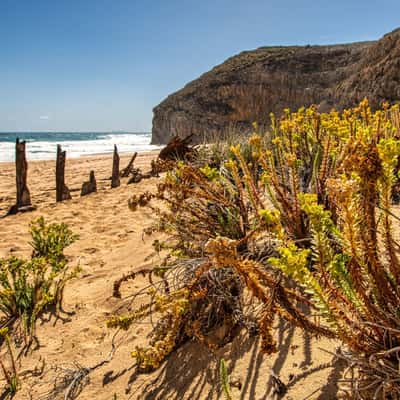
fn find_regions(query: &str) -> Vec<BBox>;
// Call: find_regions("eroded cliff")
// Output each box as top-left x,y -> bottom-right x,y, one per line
152,29 -> 400,144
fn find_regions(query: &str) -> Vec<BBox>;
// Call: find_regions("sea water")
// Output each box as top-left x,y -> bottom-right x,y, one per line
0,132 -> 160,162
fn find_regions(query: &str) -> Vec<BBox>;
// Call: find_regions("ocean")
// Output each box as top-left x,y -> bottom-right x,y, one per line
0,131 -> 160,162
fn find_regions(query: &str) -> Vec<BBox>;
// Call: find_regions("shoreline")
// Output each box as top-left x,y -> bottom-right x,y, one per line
0,147 -> 162,164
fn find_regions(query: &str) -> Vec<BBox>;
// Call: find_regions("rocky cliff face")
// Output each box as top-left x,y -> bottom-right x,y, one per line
152,29 -> 400,144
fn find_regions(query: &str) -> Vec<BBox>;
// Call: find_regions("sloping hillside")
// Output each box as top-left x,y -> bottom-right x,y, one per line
152,28 -> 400,144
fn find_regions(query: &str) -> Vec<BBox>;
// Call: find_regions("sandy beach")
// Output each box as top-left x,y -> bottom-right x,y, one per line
0,152 -> 341,399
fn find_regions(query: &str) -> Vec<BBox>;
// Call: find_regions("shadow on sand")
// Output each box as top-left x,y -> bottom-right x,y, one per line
102,318 -> 343,400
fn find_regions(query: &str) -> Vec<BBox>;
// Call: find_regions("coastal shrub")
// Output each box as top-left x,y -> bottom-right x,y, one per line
150,158 -> 263,258
267,101 -> 400,398
112,101 -> 400,398
108,141 -> 286,370
0,218 -> 79,343
247,105 -> 350,242
109,106 -> 342,369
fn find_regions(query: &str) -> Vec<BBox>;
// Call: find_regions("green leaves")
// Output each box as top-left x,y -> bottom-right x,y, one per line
199,164 -> 220,181
0,218 -> 79,341
0,327 -> 19,396
29,216 -> 79,262
220,359 -> 233,400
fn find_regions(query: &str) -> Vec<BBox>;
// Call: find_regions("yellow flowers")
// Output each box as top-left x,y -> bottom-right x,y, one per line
248,133 -> 262,147
258,209 -> 280,225
269,243 -> 311,282
377,138 -> 400,169
271,137 -> 282,146
199,164 -> 220,181
229,143 -> 241,155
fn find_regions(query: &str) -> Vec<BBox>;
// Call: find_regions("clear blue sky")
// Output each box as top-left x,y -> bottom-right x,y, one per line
0,0 -> 398,132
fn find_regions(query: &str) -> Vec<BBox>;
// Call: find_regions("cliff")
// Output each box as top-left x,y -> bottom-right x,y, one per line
151,28 -> 400,144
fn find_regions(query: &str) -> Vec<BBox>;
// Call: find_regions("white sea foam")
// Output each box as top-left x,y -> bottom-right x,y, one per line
0,133 -> 161,162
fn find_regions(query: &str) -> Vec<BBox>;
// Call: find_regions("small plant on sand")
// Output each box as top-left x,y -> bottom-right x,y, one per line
30,216 -> 78,261
220,358 -> 233,400
0,217 -> 79,343
0,327 -> 19,397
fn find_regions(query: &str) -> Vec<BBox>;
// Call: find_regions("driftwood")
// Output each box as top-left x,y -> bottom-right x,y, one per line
127,168 -> 153,185
56,145 -> 71,202
115,135 -> 196,188
120,152 -> 137,177
5,139 -> 36,216
127,169 -> 142,184
158,134 -> 195,161
111,145 -> 120,188
81,171 -> 97,196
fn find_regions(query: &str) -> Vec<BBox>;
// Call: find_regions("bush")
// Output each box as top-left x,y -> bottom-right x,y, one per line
0,217 -> 79,342
267,100 -> 400,398
112,100 -> 400,398
30,216 -> 79,262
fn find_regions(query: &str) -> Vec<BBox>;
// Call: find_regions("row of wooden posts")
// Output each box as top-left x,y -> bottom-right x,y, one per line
11,138 -> 137,214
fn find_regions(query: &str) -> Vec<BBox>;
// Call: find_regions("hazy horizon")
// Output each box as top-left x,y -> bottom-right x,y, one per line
1,0 -> 399,132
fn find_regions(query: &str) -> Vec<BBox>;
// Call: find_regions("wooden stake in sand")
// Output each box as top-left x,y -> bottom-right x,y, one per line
120,152 -> 137,177
13,138 -> 33,209
111,145 -> 120,188
81,170 -> 97,196
15,138 -> 32,208
56,145 -> 72,202
5,139 -> 36,216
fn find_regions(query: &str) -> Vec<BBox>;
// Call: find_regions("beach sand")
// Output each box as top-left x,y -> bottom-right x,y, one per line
0,152 -> 341,399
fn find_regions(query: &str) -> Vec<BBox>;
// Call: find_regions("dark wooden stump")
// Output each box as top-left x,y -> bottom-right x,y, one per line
111,145 -> 120,188
56,145 -> 72,202
120,152 -> 138,177
158,134 -> 195,161
15,138 -> 32,208
81,170 -> 97,196
6,139 -> 36,216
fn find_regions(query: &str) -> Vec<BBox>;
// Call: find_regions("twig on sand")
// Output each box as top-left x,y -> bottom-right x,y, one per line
40,330 -> 120,400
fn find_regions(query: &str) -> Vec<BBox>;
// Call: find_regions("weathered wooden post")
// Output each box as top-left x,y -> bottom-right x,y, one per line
81,170 -> 97,196
15,138 -> 32,209
120,152 -> 137,177
56,144 -> 71,202
111,145 -> 120,188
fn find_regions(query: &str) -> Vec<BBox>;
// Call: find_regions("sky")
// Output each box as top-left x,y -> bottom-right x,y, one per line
0,0 -> 399,132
